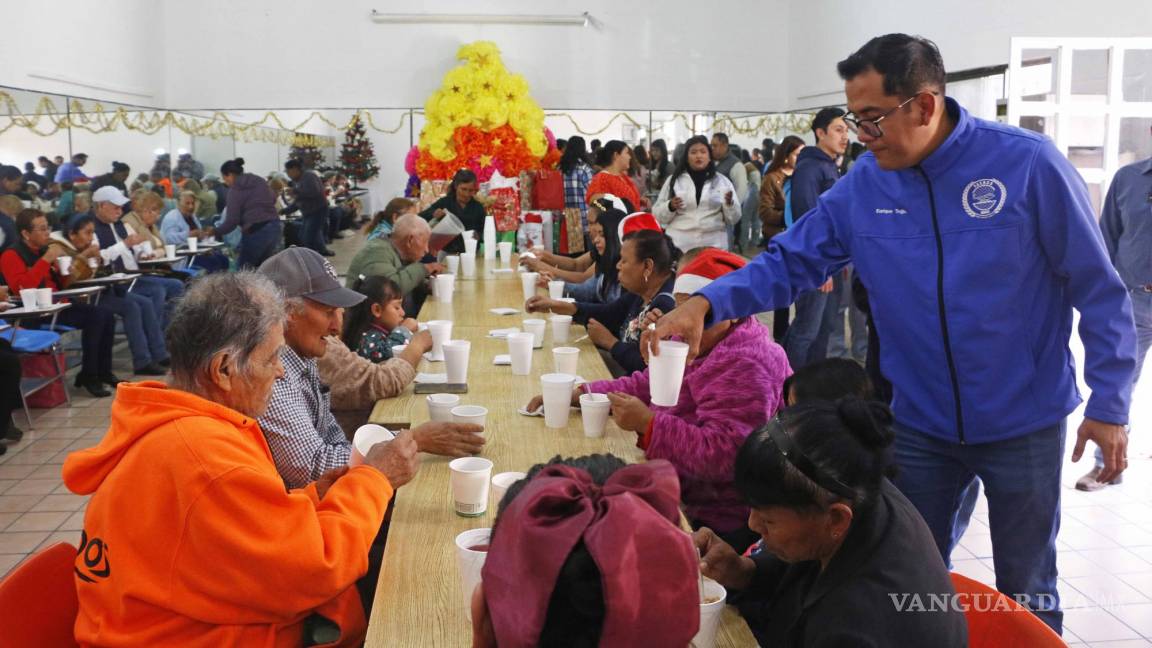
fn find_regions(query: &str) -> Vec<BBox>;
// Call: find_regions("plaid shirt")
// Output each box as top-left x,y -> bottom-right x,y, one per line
563,162 -> 593,227
258,346 -> 351,489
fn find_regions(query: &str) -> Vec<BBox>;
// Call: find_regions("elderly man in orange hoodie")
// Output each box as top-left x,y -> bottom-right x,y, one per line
63,272 -> 419,647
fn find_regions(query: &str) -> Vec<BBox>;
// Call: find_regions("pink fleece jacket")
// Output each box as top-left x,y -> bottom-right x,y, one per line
586,317 -> 791,532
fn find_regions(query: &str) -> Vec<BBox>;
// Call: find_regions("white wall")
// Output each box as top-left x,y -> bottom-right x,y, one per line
0,0 -> 165,106
786,0 -> 1152,109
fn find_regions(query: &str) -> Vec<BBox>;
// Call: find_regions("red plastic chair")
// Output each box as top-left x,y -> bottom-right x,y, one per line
950,572 -> 1066,647
0,542 -> 80,647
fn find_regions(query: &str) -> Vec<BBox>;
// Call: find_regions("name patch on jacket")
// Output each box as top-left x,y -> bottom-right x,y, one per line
76,529 -> 111,583
962,178 -> 1007,219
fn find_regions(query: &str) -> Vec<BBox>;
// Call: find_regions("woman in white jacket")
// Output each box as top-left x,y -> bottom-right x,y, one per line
652,135 -> 741,251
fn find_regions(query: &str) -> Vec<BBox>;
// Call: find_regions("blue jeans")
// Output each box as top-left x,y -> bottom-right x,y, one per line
102,291 -> 169,369
565,275 -> 601,303
300,209 -> 329,254
134,275 -> 184,329
893,421 -> 1065,634
1096,288 -> 1151,467
783,287 -> 839,369
238,221 -> 283,270
827,268 -> 868,361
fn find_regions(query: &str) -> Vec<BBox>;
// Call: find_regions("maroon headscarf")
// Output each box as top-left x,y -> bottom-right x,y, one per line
481,460 -> 700,647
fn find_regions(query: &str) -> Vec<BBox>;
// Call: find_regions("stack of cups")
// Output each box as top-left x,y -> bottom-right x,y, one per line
427,393 -> 460,421
445,254 -> 460,275
648,341 -> 690,406
348,424 -> 396,466
693,578 -> 728,648
548,280 -> 565,299
507,332 -> 534,376
550,314 -> 572,344
455,528 -> 491,622
520,272 -> 538,302
579,393 -> 611,438
462,236 -> 478,279
540,373 -> 576,429
522,319 -> 546,349
498,241 -> 513,267
436,274 -> 455,303
449,457 -> 493,516
553,347 -> 579,375
443,340 -> 471,384
427,320 -> 453,361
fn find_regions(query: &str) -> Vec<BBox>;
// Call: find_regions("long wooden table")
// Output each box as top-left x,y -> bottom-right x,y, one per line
366,257 -> 757,647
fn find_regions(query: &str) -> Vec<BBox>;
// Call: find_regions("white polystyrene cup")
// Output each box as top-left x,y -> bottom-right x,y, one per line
463,234 -> 478,256
579,393 -> 611,439
548,280 -> 564,299
449,457 -> 493,517
520,272 -> 538,302
461,253 -> 477,279
19,289 -> 38,310
553,346 -> 579,375
648,341 -> 690,407
348,424 -> 395,466
549,314 -> 572,344
454,527 -> 491,622
57,256 -> 73,275
507,332 -> 534,376
693,577 -> 728,648
427,320 -> 453,361
522,319 -> 545,349
436,274 -> 456,303
391,345 -> 407,357
164,244 -> 176,259
37,288 -> 53,308
540,373 -> 576,429
427,393 -> 461,422
490,471 -> 526,505
443,339 -> 471,384
497,241 -> 513,266
451,405 -> 488,436
187,236 -> 198,252
446,254 -> 460,275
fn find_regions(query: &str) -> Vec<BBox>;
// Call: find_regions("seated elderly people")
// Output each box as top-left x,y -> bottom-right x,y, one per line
471,455 -> 701,647
694,399 -> 967,647
344,213 -> 445,313
528,248 -> 791,551
257,247 -> 483,489
160,191 -> 229,273
62,272 -> 421,646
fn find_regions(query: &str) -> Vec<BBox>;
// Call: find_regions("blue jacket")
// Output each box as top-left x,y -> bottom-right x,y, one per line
700,98 -> 1136,443
790,145 -> 840,219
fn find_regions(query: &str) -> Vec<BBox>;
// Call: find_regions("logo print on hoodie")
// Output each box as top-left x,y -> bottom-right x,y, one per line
76,529 -> 111,583
962,179 -> 1007,219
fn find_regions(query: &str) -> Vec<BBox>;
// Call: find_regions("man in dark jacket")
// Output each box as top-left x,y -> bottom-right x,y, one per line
90,161 -> 131,195
782,108 -> 849,369
284,160 -> 332,256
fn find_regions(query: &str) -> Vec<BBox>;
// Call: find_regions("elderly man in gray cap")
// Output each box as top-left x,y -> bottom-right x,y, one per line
257,247 -> 484,489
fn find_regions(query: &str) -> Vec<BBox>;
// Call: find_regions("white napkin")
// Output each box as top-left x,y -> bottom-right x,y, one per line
490,267 -> 514,274
493,354 -> 511,366
488,328 -> 519,338
423,352 -> 444,362
415,372 -> 448,384
489,308 -> 520,316
517,404 -> 544,417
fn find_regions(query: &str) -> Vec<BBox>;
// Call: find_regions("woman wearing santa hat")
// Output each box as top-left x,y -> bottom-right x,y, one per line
653,135 -> 741,251
526,212 -> 676,374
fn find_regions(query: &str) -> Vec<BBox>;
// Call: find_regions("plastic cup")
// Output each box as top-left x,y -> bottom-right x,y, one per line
520,272 -> 538,302
442,340 -> 471,384
436,274 -> 455,303
460,253 -> 477,279
449,457 -> 493,517
491,471 -> 525,505
507,332 -> 534,376
87,257 -> 99,269
463,234 -> 478,256
455,528 -> 491,621
451,405 -> 488,436
37,288 -> 53,308
548,280 -> 565,299
579,393 -> 611,438
522,319 -> 546,349
553,346 -> 579,375
19,289 -> 38,310
348,424 -> 395,466
187,236 -> 198,252
427,320 -> 453,361
446,254 -> 460,275
549,314 -> 572,344
648,340 -> 690,406
56,256 -> 73,275
540,373 -> 576,429
497,241 -> 513,266
391,344 -> 407,357
427,393 -> 460,422
164,244 -> 176,259
693,577 -> 728,648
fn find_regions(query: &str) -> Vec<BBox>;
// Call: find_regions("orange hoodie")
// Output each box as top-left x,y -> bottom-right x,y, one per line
62,381 -> 393,647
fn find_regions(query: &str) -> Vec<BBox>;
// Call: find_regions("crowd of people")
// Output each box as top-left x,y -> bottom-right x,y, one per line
0,29 -> 1142,647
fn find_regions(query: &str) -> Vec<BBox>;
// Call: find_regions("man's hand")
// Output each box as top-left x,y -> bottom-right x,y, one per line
818,278 -> 835,293
524,295 -> 553,313
315,466 -> 349,500
424,262 -> 446,275
433,208 -> 447,219
1072,418 -> 1128,484
124,233 -> 146,247
41,246 -> 63,264
363,429 -> 420,488
606,392 -> 652,432
693,528 -> 756,591
642,294 -> 710,362
586,318 -> 617,349
411,421 -> 485,457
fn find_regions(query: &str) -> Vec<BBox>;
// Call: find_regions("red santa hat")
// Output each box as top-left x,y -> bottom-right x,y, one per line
672,247 -> 747,294
618,212 -> 662,241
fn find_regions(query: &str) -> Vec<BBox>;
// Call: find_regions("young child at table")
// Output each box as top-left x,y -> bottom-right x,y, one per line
341,275 -> 418,362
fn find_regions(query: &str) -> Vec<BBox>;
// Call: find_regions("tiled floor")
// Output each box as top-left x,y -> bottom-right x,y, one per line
1,233 -> 1150,646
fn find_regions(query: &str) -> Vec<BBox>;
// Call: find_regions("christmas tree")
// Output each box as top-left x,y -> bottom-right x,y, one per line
289,135 -> 326,170
340,114 -> 380,187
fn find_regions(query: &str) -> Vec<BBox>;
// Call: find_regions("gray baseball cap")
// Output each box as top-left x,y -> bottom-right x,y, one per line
258,247 -> 365,308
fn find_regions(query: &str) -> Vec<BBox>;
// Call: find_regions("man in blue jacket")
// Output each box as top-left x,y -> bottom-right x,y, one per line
646,34 -> 1135,634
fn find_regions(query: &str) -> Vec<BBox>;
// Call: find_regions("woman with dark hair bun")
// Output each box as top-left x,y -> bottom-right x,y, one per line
214,158 -> 282,268
694,398 -> 968,647
418,168 -> 485,254
585,140 -> 647,210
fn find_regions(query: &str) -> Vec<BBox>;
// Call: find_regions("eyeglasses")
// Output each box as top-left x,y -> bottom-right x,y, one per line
844,92 -> 932,139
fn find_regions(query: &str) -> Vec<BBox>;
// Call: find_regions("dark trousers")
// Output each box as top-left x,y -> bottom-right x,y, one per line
772,307 -> 790,342
54,303 -> 115,377
237,221 -> 283,270
0,340 -> 22,426
300,209 -> 329,254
